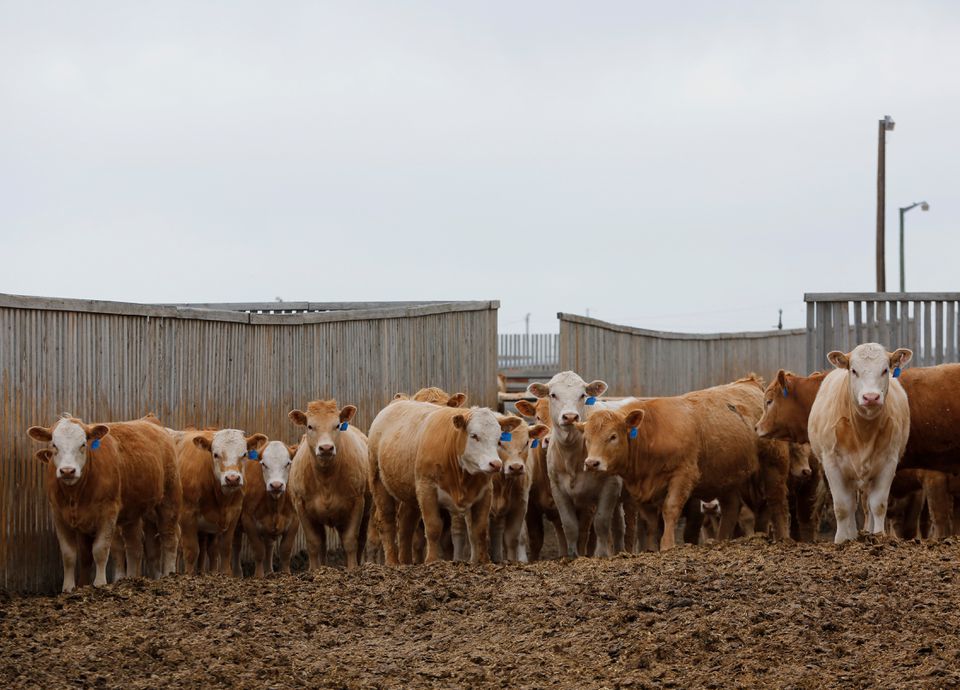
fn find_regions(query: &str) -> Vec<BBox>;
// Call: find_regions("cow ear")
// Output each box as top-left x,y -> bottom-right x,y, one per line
514,400 -> 537,418
339,405 -> 357,423
624,409 -> 646,430
528,424 -> 549,440
776,369 -> 788,389
889,348 -> 913,369
585,380 -> 608,397
393,393 -> 407,401
527,383 -> 549,399
246,433 -> 268,452
288,410 -> 307,426
27,426 -> 53,443
446,393 -> 467,408
86,424 -> 109,441
499,416 -> 523,432
287,444 -> 300,458
192,435 -> 212,451
827,351 -> 850,369
452,414 -> 467,430
35,449 -> 54,463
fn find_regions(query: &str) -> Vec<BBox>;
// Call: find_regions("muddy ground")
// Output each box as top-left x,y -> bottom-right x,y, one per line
2,537 -> 960,689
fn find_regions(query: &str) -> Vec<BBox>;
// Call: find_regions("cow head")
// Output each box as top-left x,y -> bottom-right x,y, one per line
452,408 -> 521,475
412,387 -> 468,407
827,343 -> 912,418
788,443 -> 813,479
700,499 -> 721,517
258,440 -> 298,497
514,398 -> 552,428
28,418 -> 109,486
289,400 -> 356,467
495,417 -> 549,477
193,429 -> 267,492
528,371 -> 607,443
756,370 -> 796,439
581,408 -> 642,473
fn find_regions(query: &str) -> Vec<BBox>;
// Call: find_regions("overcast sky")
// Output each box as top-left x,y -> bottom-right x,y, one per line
2,1 -> 958,334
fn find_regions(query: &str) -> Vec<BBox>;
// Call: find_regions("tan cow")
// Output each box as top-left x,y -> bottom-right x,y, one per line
369,400 -> 520,564
808,343 -> 912,542
581,377 -> 762,550
233,440 -> 301,576
28,415 -> 181,592
178,428 -> 267,574
288,400 -> 370,570
514,398 -> 568,560
488,418 -> 548,562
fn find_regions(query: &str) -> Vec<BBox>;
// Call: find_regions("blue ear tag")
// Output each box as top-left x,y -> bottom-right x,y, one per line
782,387 -> 788,398
585,396 -> 597,406
248,449 -> 259,460
339,421 -> 349,431
629,427 -> 638,439
91,438 -> 101,451
500,431 -> 512,442
893,367 -> 901,378
531,438 -> 540,448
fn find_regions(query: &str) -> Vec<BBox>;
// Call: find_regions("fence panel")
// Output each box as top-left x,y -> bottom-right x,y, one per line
497,333 -> 559,371
0,294 -> 498,593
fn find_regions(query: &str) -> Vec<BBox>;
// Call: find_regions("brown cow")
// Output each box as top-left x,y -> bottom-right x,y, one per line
28,415 -> 181,592
233,440 -> 301,576
369,400 -> 520,564
178,428 -> 267,574
581,377 -> 763,550
288,400 -> 370,570
488,418 -> 548,562
514,398 -> 568,560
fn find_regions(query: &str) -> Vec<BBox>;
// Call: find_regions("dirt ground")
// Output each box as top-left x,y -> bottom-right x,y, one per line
2,536 -> 960,689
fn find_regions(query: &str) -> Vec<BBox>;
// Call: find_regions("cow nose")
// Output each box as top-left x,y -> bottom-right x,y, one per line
801,467 -> 812,478
488,459 -> 503,472
317,444 -> 335,455
225,474 -> 241,486
59,467 -> 76,477
862,393 -> 881,405
269,481 -> 284,492
584,458 -> 601,471
561,413 -> 579,425
508,462 -> 524,474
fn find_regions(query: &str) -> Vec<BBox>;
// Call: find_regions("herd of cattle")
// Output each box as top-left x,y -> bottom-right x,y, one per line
26,341 -> 959,593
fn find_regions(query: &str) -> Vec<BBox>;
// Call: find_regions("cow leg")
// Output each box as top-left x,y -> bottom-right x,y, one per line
661,471 -> 697,550
822,461 -> 858,543
245,521 -> 266,577
77,533 -> 94,588
550,515 -> 568,557
278,522 -> 298,574
180,519 -> 200,575
341,498 -> 366,570
503,500 -> 527,562
525,507 -> 545,561
867,460 -> 898,536
141,519 -> 161,579
231,524 -> 244,577
372,479 -> 399,566
488,513 -> 505,563
120,519 -> 145,579
923,473 -> 952,539
263,536 -> 277,575
621,491 -> 638,554
417,483 -> 445,564
450,514 -> 469,562
92,520 -> 115,588
682,498 -> 704,544
552,486 -> 581,558
156,501 -> 180,577
716,491 -> 742,541
301,518 -> 327,570
53,517 -> 79,593
466,491 -> 492,564
110,532 -> 127,581
397,501 -> 420,566
365,506 -> 383,565
593,480 -> 621,558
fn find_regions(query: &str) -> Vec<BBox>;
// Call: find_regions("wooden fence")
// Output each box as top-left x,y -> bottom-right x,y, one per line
805,293 -> 960,373
497,333 -> 559,371
0,294 -> 498,593
558,313 -> 806,397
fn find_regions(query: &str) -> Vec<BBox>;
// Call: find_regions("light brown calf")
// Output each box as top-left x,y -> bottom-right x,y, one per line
28,415 -> 181,592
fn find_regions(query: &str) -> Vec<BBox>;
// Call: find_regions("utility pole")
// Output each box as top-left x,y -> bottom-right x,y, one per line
876,115 -> 895,292
524,313 -> 530,357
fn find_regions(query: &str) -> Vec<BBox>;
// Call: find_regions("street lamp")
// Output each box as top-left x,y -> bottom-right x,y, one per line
899,201 -> 930,292
876,115 -> 895,292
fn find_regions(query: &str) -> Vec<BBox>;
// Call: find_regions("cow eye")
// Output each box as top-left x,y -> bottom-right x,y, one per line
550,393 -> 557,400
851,369 -> 858,377
307,425 -> 313,431
213,452 -> 220,459
580,393 -> 586,399
608,434 -> 616,442
883,368 -> 889,375
471,434 -> 480,441
765,399 -> 772,407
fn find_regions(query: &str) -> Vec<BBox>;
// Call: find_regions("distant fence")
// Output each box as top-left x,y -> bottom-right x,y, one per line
806,292 -> 960,373
558,313 -> 805,397
0,294 -> 498,593
497,333 -> 559,371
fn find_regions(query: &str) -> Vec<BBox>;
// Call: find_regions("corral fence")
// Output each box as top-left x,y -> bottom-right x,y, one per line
0,294 -> 498,593
558,313 -> 806,397
497,333 -> 559,371
806,293 -> 960,373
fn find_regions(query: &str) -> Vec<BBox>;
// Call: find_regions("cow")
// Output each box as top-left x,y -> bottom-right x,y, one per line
514,398 -> 568,560
700,499 -> 721,542
288,400 -> 370,570
488,418 -> 548,562
581,377 -> 763,550
178,428 -> 267,574
232,440 -> 300,576
526,371 -> 624,558
808,343 -> 912,543
392,388 -> 467,406
368,400 -> 520,564
28,415 -> 181,592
